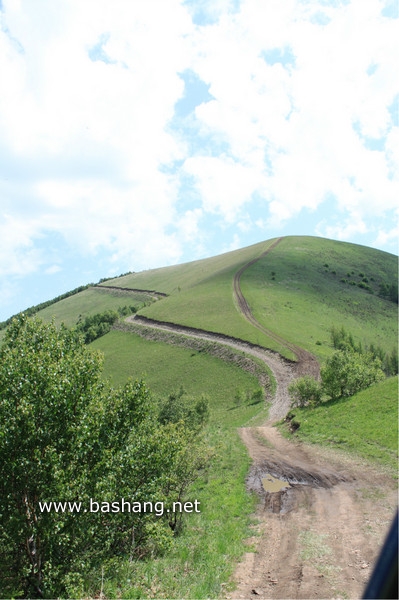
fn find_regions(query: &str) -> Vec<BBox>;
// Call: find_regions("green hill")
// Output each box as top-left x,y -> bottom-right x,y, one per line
2,235 -> 397,598
101,235 -> 397,359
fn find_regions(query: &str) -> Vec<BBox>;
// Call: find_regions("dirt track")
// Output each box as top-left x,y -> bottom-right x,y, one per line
233,238 -> 320,380
122,242 -> 397,600
229,426 -> 397,600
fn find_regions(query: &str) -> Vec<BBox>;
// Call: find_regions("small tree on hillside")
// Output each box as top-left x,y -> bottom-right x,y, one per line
321,349 -> 385,400
288,375 -> 322,408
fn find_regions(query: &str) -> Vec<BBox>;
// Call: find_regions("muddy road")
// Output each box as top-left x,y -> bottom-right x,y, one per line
228,426 -> 397,600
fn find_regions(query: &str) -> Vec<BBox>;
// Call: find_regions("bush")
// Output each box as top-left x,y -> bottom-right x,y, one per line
321,349 -> 385,400
158,386 -> 210,432
288,375 -> 322,408
0,316 -> 210,597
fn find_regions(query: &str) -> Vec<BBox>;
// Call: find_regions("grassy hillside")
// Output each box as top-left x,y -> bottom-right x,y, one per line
36,286 -> 155,327
281,376 -> 398,473
100,236 -> 397,362
241,236 -> 397,359
101,237 -> 292,356
92,329 -> 270,427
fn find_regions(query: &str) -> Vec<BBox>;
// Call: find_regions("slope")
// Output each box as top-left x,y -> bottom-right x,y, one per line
101,235 -> 397,362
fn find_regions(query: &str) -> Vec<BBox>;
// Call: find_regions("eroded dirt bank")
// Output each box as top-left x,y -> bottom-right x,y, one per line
227,426 -> 397,600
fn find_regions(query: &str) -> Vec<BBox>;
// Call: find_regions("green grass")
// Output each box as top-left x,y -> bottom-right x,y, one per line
101,238 -> 293,357
242,236 -> 397,360
81,330 -> 269,598
100,239 -> 272,295
280,376 -> 398,472
36,287 -> 154,327
101,236 -> 397,363
92,329 -> 269,426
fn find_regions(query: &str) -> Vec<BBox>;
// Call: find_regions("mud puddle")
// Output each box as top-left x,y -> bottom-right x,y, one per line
262,475 -> 291,493
247,459 -> 350,515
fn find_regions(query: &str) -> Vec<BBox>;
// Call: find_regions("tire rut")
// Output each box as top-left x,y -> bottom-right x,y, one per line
233,237 -> 319,380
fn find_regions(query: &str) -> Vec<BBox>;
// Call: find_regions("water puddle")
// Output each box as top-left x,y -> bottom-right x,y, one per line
262,474 -> 291,493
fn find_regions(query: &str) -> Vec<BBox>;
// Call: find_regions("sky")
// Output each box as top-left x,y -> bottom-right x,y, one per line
0,0 -> 398,321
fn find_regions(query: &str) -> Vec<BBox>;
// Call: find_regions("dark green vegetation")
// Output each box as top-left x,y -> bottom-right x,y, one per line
0,273 -> 134,331
1,235 -> 397,598
288,326 -> 393,409
0,316 -> 210,598
282,376 -> 398,472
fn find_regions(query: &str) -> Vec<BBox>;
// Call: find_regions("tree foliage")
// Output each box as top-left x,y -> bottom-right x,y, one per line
289,327 -> 387,408
320,349 -> 385,400
288,375 -> 322,408
330,325 -> 398,376
76,306 -> 139,344
158,385 -> 210,432
0,315 -> 210,598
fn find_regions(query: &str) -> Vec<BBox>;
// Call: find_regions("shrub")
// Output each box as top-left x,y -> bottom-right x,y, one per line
288,376 -> 322,408
0,316 -> 210,597
321,349 -> 385,400
158,386 -> 210,432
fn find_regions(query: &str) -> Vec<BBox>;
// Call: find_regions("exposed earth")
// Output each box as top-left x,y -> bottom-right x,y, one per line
121,245 -> 397,600
229,426 -> 397,600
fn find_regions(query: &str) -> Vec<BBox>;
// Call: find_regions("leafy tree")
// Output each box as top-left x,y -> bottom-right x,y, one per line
158,386 -> 210,432
0,315 -> 209,597
288,375 -> 322,408
76,309 -> 120,343
321,349 -> 385,400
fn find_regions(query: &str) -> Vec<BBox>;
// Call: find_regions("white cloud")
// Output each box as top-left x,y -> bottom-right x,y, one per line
0,214 -> 44,276
183,0 -> 399,226
0,0 -> 397,304
372,216 -> 399,252
45,265 -> 62,275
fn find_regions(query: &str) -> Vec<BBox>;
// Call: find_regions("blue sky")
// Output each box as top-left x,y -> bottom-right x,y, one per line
0,0 -> 398,321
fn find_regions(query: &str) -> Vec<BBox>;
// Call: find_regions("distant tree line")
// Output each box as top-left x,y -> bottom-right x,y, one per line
0,284 -> 91,330
0,271 -> 135,331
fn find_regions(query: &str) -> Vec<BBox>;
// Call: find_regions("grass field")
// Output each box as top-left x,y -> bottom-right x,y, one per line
83,329 -> 269,598
92,329 -> 269,426
241,237 -> 398,360
280,376 -> 398,473
100,238 -> 293,357
101,236 -> 397,362
36,287 -> 155,327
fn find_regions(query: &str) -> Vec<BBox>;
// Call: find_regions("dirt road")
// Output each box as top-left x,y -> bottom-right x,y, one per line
122,242 -> 397,599
233,238 -> 319,380
231,246 -> 396,599
228,425 -> 397,600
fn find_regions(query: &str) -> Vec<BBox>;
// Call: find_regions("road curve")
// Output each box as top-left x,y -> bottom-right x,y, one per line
122,238 -> 319,420
233,237 -> 320,380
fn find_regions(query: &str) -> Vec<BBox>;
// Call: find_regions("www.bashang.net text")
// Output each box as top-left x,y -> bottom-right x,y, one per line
38,498 -> 201,516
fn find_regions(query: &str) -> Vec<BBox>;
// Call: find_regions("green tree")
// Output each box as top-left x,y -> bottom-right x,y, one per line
0,315 -> 209,597
158,386 -> 210,432
288,375 -> 322,408
321,349 -> 385,400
